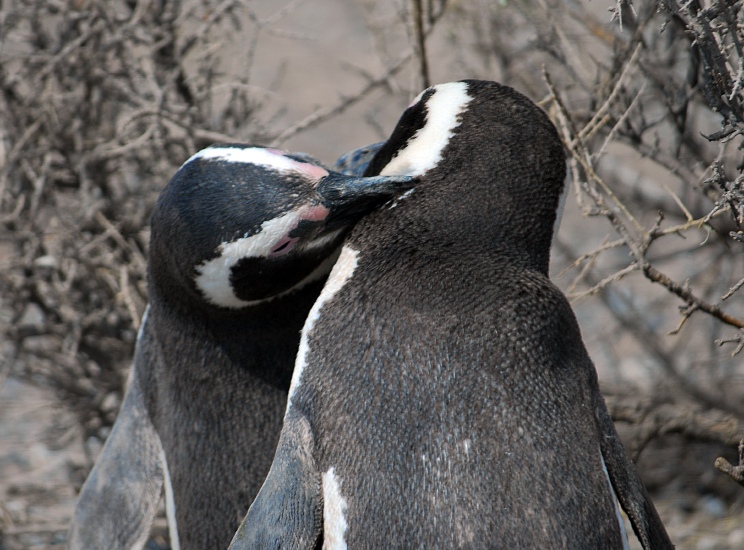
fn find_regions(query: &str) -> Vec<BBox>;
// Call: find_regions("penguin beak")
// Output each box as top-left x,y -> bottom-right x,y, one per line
316,171 -> 415,212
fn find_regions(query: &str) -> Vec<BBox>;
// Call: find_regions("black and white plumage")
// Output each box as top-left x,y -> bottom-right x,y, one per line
333,140 -> 385,177
68,144 -> 412,550
229,81 -> 673,549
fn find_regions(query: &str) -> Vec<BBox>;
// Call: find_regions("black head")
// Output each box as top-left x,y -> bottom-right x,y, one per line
149,144 -> 414,311
333,141 -> 386,176
362,80 -> 566,274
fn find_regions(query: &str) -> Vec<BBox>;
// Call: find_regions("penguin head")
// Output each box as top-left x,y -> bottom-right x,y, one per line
363,80 -> 566,273
333,141 -> 386,176
149,144 -> 414,311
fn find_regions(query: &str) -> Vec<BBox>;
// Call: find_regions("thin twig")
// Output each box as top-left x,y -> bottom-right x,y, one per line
641,263 -> 744,329
578,43 -> 643,145
569,263 -> 638,300
410,0 -> 430,89
715,439 -> 744,487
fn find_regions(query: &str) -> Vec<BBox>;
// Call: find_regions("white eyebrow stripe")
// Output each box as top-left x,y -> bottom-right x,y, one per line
380,82 -> 472,177
194,209 -> 304,309
183,147 -> 307,173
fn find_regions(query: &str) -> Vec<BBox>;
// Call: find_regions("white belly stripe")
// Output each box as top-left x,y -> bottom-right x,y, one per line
600,451 -> 630,550
322,467 -> 349,550
288,246 -> 359,409
161,449 -> 181,550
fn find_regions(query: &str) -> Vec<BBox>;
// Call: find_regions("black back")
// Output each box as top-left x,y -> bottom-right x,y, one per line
231,82 -> 672,549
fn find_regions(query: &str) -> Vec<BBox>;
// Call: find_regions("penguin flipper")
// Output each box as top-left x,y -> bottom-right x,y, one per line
68,363 -> 165,549
594,393 -> 675,549
229,411 -> 322,550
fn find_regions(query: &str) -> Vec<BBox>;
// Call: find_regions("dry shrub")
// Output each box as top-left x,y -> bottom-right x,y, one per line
0,0 -> 279,447
446,0 -> 744,484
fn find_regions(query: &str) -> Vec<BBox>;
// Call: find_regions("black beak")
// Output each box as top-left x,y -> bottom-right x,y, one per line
317,170 -> 415,212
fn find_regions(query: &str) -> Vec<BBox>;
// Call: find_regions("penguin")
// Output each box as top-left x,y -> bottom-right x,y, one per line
68,144 -> 413,550
229,81 -> 674,549
333,140 -> 385,176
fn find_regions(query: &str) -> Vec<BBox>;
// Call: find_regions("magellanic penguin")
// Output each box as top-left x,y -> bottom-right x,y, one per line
229,81 -> 674,549
68,144 -> 413,550
333,140 -> 385,177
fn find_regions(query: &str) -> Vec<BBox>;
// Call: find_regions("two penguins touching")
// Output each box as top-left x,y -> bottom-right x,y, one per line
69,80 -> 674,549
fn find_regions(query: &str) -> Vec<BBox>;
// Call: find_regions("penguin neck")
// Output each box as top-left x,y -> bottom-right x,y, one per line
354,175 -> 557,277
146,277 -> 325,388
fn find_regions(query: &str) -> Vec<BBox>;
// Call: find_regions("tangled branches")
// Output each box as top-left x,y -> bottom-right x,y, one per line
0,0 -> 289,443
544,1 -> 744,340
553,0 -> 744,481
445,0 -> 744,487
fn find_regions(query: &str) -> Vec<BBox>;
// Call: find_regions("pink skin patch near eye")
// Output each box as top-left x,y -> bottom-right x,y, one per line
300,204 -> 330,222
295,161 -> 328,182
266,148 -> 329,183
268,205 -> 330,257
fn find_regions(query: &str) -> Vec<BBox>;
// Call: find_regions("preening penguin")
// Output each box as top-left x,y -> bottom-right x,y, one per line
230,81 -> 673,549
333,140 -> 385,177
68,144 -> 412,550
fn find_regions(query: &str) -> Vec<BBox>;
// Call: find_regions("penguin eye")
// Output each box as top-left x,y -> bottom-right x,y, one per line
269,236 -> 298,257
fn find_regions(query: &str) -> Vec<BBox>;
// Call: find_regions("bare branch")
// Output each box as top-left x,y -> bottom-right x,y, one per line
606,394 -> 744,458
409,0 -> 431,89
715,439 -> 744,487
